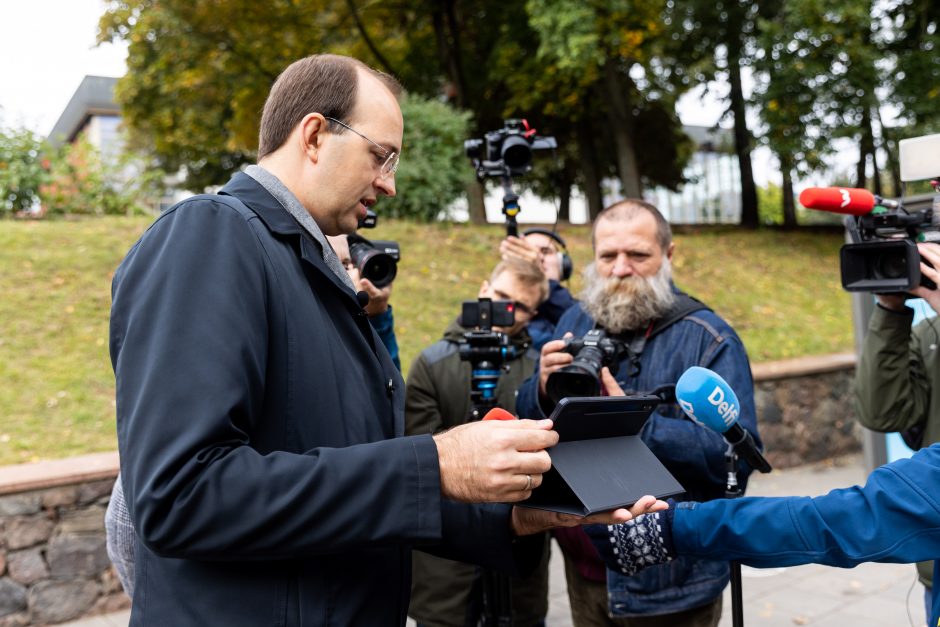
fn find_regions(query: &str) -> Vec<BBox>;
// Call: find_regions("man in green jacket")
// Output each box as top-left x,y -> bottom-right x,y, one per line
405,257 -> 550,627
855,241 -> 940,621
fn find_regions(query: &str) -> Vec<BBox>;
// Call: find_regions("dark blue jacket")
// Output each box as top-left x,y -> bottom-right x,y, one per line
111,173 -> 534,626
527,280 -> 576,351
515,296 -> 760,615
670,443 -> 940,626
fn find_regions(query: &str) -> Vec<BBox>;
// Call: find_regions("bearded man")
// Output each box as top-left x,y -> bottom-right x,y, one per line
515,199 -> 761,627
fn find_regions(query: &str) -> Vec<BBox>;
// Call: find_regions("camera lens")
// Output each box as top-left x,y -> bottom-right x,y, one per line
872,251 -> 907,280
349,240 -> 398,288
501,135 -> 532,171
358,251 -> 397,288
546,364 -> 601,405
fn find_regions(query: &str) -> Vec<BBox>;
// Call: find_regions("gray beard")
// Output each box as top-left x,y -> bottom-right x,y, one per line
579,259 -> 677,334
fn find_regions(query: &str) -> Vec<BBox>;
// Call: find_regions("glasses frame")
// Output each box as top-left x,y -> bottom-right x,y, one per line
324,116 -> 399,179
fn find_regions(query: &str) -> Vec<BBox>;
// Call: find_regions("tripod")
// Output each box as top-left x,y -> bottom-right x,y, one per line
724,442 -> 772,627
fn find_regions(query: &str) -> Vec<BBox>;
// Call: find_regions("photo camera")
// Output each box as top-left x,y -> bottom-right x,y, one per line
465,119 -> 557,180
800,132 -> 940,293
545,329 -> 627,405
346,234 -> 400,289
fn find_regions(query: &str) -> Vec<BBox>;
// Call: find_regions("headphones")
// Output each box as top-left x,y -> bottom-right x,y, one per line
522,227 -> 573,281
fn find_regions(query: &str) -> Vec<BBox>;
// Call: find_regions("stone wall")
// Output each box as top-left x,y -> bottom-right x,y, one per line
0,453 -> 126,626
0,353 -> 861,624
753,352 -> 860,469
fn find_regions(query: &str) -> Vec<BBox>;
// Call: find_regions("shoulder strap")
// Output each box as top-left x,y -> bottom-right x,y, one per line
648,292 -> 710,339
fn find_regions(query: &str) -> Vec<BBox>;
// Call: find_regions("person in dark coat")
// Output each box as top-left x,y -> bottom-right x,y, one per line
110,53 -> 664,626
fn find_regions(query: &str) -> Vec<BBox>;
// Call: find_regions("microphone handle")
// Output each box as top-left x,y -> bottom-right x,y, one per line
724,423 -> 772,473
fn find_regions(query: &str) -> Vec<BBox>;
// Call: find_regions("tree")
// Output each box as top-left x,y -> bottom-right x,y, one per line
661,0 -> 772,228
0,123 -> 49,216
380,93 -> 473,221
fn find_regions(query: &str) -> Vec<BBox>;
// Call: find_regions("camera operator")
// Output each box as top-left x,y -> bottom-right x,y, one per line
515,200 -> 761,627
500,229 -> 577,350
855,240 -> 940,620
405,258 -> 550,627
327,233 -> 400,370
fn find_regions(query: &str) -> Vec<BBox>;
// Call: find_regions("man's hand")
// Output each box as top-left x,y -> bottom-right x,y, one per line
600,367 -> 624,396
499,236 -> 541,267
538,334 -> 574,398
877,243 -> 940,314
509,495 -> 669,536
433,419 -> 558,503
345,260 -> 391,317
357,277 -> 391,317
911,243 -> 940,315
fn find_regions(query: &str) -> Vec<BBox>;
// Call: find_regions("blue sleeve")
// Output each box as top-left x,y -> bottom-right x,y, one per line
642,331 -> 760,494
673,444 -> 940,569
369,306 -> 400,371
537,281 -> 577,326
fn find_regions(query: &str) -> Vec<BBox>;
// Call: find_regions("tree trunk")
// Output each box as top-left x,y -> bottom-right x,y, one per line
877,108 -> 902,198
781,160 -> 797,228
557,168 -> 572,223
857,105 -> 880,194
602,60 -> 641,198
431,0 -> 467,108
466,179 -> 487,224
728,50 -> 759,229
576,118 -> 604,220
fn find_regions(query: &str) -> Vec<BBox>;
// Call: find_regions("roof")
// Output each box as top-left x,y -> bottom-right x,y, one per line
683,125 -> 735,153
48,75 -> 120,146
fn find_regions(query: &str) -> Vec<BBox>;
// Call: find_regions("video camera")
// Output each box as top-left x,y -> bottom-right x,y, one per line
458,298 -> 519,419
465,119 -> 557,180
800,132 -> 940,293
346,234 -> 401,289
545,329 -> 628,405
465,119 -> 557,238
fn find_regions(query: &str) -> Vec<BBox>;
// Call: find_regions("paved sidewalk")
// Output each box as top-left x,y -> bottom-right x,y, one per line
64,454 -> 928,627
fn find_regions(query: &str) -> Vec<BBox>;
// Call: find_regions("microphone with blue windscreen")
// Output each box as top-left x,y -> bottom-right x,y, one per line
675,366 -> 771,473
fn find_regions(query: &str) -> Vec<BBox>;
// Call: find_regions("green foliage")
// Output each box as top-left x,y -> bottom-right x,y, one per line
0,123 -> 50,216
378,94 -> 472,221
758,182 -> 785,225
40,134 -> 164,217
0,216 -> 853,463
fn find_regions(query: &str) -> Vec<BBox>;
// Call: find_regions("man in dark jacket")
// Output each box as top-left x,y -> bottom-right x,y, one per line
406,258 -> 550,626
516,200 -> 760,626
111,54 -> 662,626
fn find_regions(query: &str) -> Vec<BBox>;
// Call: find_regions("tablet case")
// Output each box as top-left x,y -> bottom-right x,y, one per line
523,396 -> 685,515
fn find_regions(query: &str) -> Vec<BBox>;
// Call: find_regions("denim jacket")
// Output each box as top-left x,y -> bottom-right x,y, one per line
515,290 -> 761,616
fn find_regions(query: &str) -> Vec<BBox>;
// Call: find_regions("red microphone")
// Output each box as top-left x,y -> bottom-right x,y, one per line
482,408 -> 516,421
798,187 -> 876,216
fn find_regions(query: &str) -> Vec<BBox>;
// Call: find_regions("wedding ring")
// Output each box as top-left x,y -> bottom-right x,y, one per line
525,474 -> 532,491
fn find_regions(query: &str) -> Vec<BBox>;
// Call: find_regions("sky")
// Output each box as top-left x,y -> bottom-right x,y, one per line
0,0 -> 775,184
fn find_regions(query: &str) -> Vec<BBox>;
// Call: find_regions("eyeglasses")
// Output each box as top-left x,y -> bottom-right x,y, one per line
324,117 -> 399,179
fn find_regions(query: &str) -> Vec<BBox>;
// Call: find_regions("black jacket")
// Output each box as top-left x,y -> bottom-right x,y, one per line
111,172 -> 534,626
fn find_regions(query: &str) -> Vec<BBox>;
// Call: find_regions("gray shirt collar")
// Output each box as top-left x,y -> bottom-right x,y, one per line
244,164 -> 355,290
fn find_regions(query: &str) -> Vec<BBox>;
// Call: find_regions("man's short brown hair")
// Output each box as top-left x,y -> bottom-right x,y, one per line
592,199 -> 673,251
490,258 -> 549,306
257,54 -> 402,159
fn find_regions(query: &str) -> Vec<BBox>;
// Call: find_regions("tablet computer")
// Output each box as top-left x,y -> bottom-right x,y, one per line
548,395 -> 661,442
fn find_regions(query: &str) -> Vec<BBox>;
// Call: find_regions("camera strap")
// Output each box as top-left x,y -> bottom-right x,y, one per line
616,293 -> 711,378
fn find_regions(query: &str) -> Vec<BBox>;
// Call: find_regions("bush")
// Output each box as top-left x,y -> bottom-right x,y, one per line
378,94 -> 473,222
0,124 -> 49,216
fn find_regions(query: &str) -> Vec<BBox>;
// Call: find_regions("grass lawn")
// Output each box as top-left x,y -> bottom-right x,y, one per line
0,216 -> 853,464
